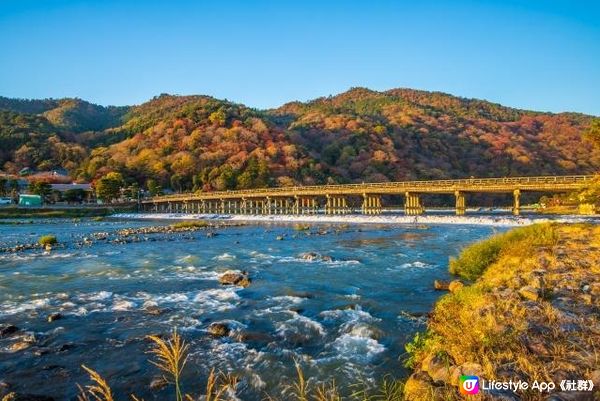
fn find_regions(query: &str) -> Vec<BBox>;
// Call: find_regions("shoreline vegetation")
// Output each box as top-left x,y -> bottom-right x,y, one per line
1,221 -> 599,401
405,223 -> 599,401
0,206 -> 136,219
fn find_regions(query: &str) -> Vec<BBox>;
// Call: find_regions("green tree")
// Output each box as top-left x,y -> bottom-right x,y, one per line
146,179 -> 162,196
170,174 -> 184,193
95,172 -> 125,203
28,181 -> 52,201
214,165 -> 237,190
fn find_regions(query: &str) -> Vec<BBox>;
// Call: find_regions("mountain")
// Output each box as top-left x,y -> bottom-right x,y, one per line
0,88 -> 598,190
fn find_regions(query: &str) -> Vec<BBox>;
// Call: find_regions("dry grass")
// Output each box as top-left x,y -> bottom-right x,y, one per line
77,365 -> 115,401
147,329 -> 189,401
406,223 -> 600,400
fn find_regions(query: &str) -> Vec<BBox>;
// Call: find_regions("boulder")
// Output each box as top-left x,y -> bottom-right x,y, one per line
421,354 -> 453,383
219,271 -> 251,287
47,312 -> 62,323
9,342 -> 31,352
208,322 -> 230,337
0,324 -> 18,338
404,371 -> 435,401
448,280 -> 464,293
434,280 -> 450,291
144,305 -> 165,316
300,252 -> 320,261
518,286 -> 540,301
449,362 -> 483,387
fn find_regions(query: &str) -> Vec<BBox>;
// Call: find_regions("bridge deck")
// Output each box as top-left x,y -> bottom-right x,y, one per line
142,175 -> 595,203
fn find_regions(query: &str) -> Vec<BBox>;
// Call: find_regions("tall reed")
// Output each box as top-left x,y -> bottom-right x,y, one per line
77,365 -> 115,401
147,329 -> 189,401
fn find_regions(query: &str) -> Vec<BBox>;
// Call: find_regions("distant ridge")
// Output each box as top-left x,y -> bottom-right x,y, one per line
0,87 -> 598,190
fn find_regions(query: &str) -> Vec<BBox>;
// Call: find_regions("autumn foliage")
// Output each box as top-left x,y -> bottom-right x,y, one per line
1,88 -> 599,192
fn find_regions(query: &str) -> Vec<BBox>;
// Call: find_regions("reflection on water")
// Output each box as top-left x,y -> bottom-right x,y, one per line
0,219 -> 500,400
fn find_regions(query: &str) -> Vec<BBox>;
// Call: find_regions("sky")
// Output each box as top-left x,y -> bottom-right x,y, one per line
0,0 -> 599,115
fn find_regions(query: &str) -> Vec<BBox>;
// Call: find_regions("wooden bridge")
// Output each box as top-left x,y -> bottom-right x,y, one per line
140,175 -> 595,216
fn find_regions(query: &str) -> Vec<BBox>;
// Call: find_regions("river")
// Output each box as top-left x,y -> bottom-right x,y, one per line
0,218 -> 502,400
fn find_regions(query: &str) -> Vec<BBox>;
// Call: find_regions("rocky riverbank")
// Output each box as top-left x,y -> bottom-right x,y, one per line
0,220 -> 244,254
405,224 -> 600,401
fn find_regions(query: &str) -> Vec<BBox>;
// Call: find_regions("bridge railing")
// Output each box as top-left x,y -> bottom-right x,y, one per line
146,175 -> 595,201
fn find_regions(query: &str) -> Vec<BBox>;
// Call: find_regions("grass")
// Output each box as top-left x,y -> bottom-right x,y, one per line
70,330 -> 405,401
77,365 -> 115,401
449,223 -> 557,280
405,223 -> 599,401
169,221 -> 209,229
146,330 -> 189,401
0,206 -> 135,219
38,234 -> 58,246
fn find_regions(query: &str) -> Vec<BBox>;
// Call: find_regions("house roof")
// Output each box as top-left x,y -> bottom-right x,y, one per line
50,183 -> 92,192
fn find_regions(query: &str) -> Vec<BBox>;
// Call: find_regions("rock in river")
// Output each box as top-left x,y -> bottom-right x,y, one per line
0,324 -> 18,338
434,280 -> 450,290
219,270 -> 251,287
47,312 -> 62,323
208,322 -> 230,337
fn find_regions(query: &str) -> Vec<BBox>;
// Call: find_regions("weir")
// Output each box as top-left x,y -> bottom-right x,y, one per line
140,175 -> 595,216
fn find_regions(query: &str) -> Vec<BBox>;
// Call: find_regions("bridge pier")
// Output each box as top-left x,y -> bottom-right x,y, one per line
326,195 -> 350,214
405,192 -> 423,215
455,191 -> 466,215
295,196 -> 317,214
513,189 -> 521,216
361,194 -> 382,215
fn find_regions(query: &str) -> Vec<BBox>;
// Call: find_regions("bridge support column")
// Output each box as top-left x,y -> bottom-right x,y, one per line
405,192 -> 423,215
361,194 -> 382,215
455,191 -> 466,216
295,196 -> 317,214
326,195 -> 350,214
513,189 -> 521,216
264,198 -> 272,215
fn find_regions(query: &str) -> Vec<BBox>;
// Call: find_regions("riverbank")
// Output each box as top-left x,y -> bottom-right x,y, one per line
110,212 -> 598,227
404,223 -> 600,401
0,206 -> 136,219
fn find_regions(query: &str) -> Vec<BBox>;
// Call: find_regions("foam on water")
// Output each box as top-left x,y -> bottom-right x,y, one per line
276,312 -> 326,342
213,252 -> 236,261
329,333 -> 385,361
398,260 -> 435,269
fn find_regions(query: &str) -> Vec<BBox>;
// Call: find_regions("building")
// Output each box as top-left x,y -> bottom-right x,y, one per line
18,194 -> 43,206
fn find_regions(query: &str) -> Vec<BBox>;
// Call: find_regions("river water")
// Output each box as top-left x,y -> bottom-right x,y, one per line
0,218 -> 501,400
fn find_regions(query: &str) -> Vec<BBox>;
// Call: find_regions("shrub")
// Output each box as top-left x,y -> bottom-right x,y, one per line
38,235 -> 58,246
170,221 -> 208,229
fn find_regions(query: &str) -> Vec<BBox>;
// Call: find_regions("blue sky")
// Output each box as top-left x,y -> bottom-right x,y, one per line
0,0 -> 598,115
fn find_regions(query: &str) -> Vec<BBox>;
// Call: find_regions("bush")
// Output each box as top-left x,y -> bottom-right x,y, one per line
170,221 -> 208,229
38,235 -> 58,246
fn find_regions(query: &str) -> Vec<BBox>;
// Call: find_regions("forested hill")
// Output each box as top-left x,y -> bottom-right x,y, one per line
0,88 -> 598,191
